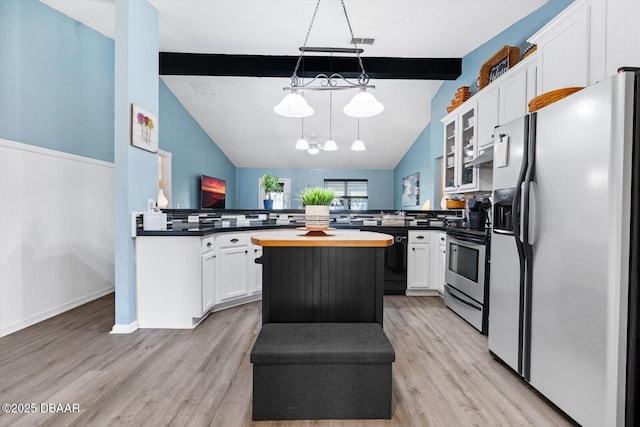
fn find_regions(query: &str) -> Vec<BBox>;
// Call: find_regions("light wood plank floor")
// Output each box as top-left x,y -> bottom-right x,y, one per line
0,294 -> 576,426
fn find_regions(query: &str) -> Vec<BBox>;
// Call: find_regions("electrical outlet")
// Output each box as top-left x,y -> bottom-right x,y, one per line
147,199 -> 156,212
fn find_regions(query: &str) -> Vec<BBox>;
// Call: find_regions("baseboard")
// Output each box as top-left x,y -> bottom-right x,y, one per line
110,320 -> 139,334
0,287 -> 115,338
405,289 -> 440,297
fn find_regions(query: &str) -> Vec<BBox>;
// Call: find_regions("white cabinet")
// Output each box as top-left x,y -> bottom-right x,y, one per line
217,233 -> 249,302
135,231 -> 262,330
407,231 -> 440,296
476,86 -> 500,149
201,247 -> 216,313
408,233 -> 431,290
435,232 -> 446,295
529,0 -> 640,93
136,236 -> 210,329
499,64 -> 530,125
249,244 -> 263,295
442,103 -> 492,194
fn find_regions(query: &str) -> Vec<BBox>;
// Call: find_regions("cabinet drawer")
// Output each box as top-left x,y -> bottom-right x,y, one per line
216,232 -> 249,248
201,236 -> 215,252
408,231 -> 431,244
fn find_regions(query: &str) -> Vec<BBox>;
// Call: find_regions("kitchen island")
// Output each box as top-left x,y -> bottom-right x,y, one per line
250,229 -> 396,420
251,229 -> 393,326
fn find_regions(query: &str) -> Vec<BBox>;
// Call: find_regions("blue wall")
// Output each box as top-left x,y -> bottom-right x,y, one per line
393,124 -> 432,209
159,80 -> 236,209
0,0 -> 115,162
0,0 -> 235,210
235,168 -> 393,210
394,0 -> 574,208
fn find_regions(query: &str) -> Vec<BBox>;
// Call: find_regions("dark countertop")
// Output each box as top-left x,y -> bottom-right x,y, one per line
136,222 -> 451,237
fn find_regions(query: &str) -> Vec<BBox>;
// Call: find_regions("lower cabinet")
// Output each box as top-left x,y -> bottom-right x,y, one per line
217,235 -> 249,302
249,244 -> 263,295
201,249 -> 217,313
136,231 -> 261,330
436,232 -> 446,295
406,231 -> 440,296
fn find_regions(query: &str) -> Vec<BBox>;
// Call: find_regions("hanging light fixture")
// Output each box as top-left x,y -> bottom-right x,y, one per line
307,143 -> 321,155
323,92 -> 338,151
274,0 -> 383,119
295,118 -> 310,150
351,118 -> 366,151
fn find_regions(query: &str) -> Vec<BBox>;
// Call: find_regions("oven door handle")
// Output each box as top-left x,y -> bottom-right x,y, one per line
446,286 -> 481,311
448,234 -> 486,246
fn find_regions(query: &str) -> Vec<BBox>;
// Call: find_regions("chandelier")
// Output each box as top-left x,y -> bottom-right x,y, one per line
274,0 -> 384,119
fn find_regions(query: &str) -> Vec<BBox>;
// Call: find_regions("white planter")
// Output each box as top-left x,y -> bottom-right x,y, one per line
305,205 -> 330,230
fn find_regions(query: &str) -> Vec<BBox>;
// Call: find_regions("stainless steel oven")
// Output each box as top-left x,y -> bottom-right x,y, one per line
444,229 -> 490,334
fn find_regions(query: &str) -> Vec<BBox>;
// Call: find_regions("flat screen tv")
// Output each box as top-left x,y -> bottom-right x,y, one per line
200,175 -> 226,209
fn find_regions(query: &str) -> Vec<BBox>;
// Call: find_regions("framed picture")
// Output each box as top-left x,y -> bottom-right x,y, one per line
402,172 -> 420,207
478,45 -> 520,89
131,104 -> 158,153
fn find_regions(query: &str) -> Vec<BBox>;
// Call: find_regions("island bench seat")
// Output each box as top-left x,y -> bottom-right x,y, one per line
250,322 -> 395,421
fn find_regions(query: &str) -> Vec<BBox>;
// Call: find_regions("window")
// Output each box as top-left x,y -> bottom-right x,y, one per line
324,179 -> 368,210
258,178 -> 291,209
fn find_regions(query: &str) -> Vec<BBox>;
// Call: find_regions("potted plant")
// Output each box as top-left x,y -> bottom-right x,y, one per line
261,174 -> 282,210
300,187 -> 334,230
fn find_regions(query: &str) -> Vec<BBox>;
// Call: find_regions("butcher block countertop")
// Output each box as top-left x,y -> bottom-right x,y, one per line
250,229 -> 394,247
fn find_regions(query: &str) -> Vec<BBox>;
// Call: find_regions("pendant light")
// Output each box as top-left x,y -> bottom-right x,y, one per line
323,92 -> 338,151
274,0 -> 383,118
351,118 -> 366,151
344,90 -> 384,118
295,118 -> 310,150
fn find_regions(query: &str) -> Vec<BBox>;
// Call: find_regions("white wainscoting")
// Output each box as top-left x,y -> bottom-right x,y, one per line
0,139 -> 115,337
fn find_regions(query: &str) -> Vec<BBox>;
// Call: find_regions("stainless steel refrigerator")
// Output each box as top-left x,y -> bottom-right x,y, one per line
488,68 -> 639,427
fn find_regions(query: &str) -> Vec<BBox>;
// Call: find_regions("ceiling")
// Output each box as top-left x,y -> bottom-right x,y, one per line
40,0 -> 547,169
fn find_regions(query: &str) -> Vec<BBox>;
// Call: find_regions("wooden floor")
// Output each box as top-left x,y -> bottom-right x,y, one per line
0,294 -> 576,427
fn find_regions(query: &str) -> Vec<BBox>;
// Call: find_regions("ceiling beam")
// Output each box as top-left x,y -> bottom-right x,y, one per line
159,53 -> 461,80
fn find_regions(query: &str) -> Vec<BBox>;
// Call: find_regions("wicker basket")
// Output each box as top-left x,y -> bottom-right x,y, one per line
479,46 -> 520,89
446,200 -> 466,209
528,87 -> 584,112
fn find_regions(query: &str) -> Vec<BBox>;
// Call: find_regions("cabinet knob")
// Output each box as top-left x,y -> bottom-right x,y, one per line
416,235 -> 425,240
230,238 -> 239,243
244,250 -> 248,254
206,242 -> 212,247
412,248 -> 415,251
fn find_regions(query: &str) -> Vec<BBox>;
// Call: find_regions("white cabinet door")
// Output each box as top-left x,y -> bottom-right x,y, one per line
249,244 -> 262,294
201,251 -> 216,313
436,232 -> 446,295
218,245 -> 249,301
604,0 -> 640,79
408,243 -> 431,289
499,67 -> 528,125
531,2 -> 590,94
476,86 -> 500,148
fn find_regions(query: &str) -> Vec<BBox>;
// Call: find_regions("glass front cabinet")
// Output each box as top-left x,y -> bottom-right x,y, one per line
442,102 -> 491,194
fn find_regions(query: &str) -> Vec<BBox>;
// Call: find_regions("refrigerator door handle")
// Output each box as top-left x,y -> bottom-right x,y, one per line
527,181 -> 538,246
519,182 -> 528,244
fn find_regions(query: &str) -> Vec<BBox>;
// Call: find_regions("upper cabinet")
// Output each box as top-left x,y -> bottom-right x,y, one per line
529,0 -> 640,93
442,102 -> 492,194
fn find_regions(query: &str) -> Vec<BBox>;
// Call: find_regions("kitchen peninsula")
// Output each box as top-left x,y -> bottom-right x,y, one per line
134,209 -> 462,329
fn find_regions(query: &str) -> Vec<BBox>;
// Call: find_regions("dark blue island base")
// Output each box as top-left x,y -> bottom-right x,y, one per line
250,323 -> 395,421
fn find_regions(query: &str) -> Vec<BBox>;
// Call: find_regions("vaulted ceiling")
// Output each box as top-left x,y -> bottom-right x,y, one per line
41,0 -> 547,169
